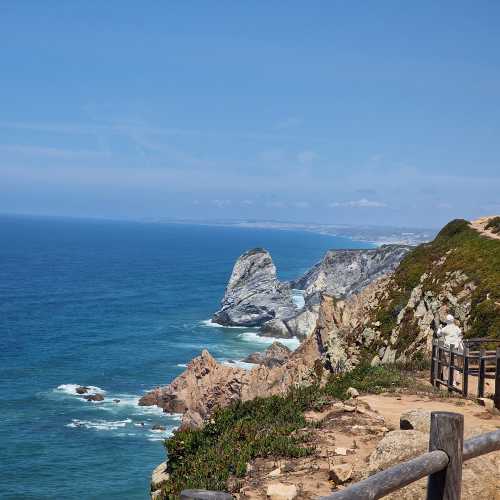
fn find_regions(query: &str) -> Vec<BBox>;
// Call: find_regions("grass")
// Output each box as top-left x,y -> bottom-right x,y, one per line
371,219 -> 500,354
158,362 -> 423,498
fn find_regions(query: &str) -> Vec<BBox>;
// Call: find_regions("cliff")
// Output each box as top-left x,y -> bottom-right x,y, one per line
292,244 -> 411,302
319,217 -> 500,366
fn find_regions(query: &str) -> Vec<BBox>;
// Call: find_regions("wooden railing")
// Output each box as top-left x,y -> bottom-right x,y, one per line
179,412 -> 500,500
430,338 -> 500,408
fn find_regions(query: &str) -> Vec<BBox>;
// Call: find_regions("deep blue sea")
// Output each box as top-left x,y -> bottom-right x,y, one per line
0,215 -> 371,499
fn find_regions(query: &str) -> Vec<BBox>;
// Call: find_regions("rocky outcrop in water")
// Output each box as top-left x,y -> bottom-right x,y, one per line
292,245 -> 411,302
139,335 -> 324,429
212,248 -> 297,327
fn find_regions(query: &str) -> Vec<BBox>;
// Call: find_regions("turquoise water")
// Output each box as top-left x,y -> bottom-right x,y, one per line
0,215 -> 371,499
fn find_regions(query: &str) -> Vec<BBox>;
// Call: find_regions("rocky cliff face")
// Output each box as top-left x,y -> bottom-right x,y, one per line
212,248 -> 296,326
258,245 -> 410,340
139,334 -> 324,430
292,244 -> 411,302
315,218 -> 500,366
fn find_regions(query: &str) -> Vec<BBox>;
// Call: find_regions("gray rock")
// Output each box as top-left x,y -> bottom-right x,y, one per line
243,341 -> 291,368
292,245 -> 411,300
284,303 -> 320,340
260,318 -> 292,338
400,410 -> 431,433
329,463 -> 353,484
212,248 -> 296,326
368,430 -> 428,474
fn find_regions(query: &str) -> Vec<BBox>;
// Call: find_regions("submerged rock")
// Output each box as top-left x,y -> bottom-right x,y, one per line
212,248 -> 296,327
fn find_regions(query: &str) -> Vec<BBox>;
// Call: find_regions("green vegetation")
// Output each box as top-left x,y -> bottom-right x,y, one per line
159,363 -> 423,498
485,216 -> 500,234
373,219 -> 500,354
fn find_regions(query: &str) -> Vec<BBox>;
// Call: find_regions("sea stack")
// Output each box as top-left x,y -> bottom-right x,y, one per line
212,248 -> 296,327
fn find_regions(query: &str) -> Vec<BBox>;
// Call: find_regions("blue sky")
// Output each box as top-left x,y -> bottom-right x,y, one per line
1,2 -> 499,228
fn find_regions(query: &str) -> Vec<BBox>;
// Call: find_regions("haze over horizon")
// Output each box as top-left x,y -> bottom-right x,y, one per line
1,2 -> 499,228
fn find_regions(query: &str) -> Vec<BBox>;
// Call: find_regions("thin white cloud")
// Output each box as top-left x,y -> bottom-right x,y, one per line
328,198 -> 387,208
240,199 -> 254,206
293,201 -> 310,209
266,201 -> 287,208
211,199 -> 232,208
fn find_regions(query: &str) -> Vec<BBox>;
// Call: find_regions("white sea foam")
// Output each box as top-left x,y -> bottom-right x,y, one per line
291,289 -> 306,309
201,319 -> 247,329
176,363 -> 188,368
67,418 -> 132,431
55,384 -> 106,396
221,359 -> 257,370
239,331 -> 300,350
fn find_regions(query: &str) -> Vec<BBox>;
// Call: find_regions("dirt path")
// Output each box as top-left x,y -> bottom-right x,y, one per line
470,215 -> 500,241
361,393 -> 500,437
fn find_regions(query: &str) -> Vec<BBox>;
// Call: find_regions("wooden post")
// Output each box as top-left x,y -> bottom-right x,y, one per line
437,340 -> 444,384
427,412 -> 464,500
433,341 -> 440,387
448,344 -> 455,393
494,347 -> 500,410
478,348 -> 486,398
431,340 -> 436,385
462,346 -> 469,397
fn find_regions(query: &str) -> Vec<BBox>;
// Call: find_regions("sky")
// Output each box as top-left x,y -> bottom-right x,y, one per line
1,2 -> 499,228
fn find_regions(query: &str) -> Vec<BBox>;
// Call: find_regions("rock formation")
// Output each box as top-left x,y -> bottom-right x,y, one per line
212,248 -> 296,327
242,341 -> 291,367
292,244 -> 411,302
139,335 -> 324,429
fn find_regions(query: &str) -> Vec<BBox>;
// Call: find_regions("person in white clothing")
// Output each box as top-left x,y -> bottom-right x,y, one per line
437,314 -> 464,350
436,314 -> 463,385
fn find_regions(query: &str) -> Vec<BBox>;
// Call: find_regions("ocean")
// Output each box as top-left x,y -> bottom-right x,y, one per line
0,215 -> 372,499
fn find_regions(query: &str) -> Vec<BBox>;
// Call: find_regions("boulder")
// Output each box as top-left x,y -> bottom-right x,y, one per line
75,386 -> 90,395
151,461 -> 169,491
84,393 -> 104,402
399,410 -> 431,433
284,304 -> 320,340
266,482 -> 298,500
368,430 -> 428,474
212,248 -> 296,327
243,342 -> 291,368
329,463 -> 353,484
260,319 -> 292,338
152,424 -> 166,431
347,387 -> 360,398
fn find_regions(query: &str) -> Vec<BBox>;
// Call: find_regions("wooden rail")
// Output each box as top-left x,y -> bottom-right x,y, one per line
180,413 -> 500,500
430,338 -> 500,409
